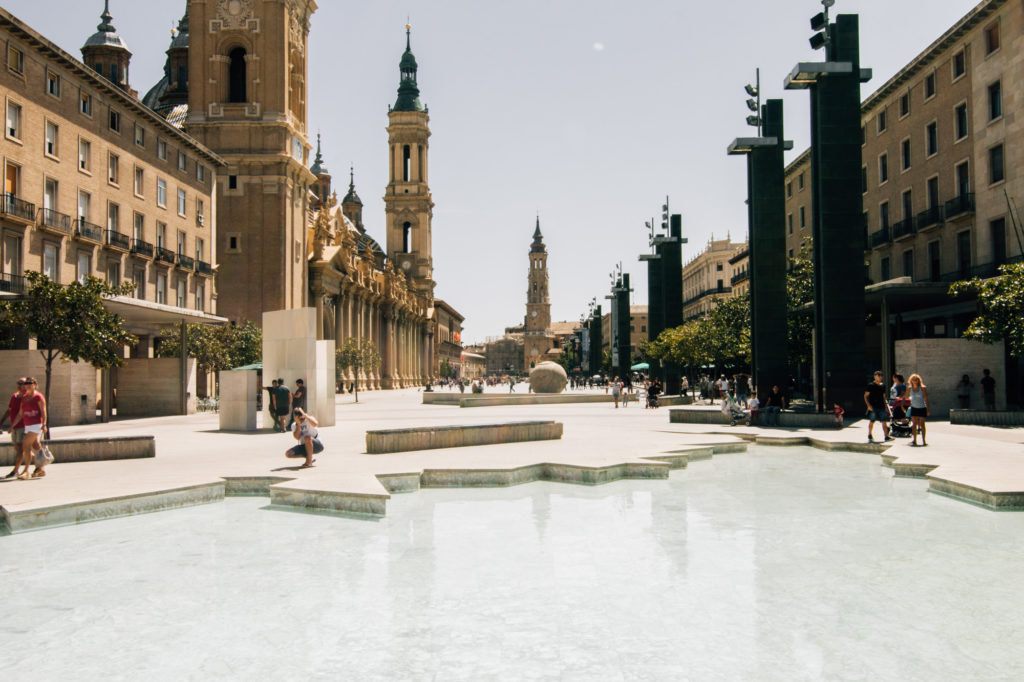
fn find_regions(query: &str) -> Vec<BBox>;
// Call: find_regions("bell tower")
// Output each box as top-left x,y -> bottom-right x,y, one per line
185,0 -> 318,325
384,26 -> 434,297
524,217 -> 554,370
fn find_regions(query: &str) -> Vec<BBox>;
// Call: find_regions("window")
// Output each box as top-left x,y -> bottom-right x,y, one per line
991,218 -> 1007,264
107,202 -> 119,231
134,124 -> 145,147
902,249 -> 914,280
157,222 -> 167,249
196,238 -> 204,262
880,202 -> 890,230
156,273 -> 167,304
989,144 -> 1004,184
786,182 -> 792,198
109,109 -> 121,132
78,139 -> 91,172
108,153 -> 120,184
43,178 -> 58,212
957,230 -> 971,276
879,256 -> 891,281
177,188 -> 187,215
228,175 -> 237,190
985,22 -> 1000,55
7,45 -> 24,74
861,166 -> 867,194
46,70 -> 60,97
877,110 -> 887,133
955,103 -> 968,140
787,214 -> 793,234
134,167 -> 144,196
43,243 -> 58,281
899,93 -> 910,118
80,91 -> 92,116
44,121 -> 58,156
928,241 -> 941,281
878,153 -> 888,184
988,81 -> 1001,120
133,212 -> 144,242
924,73 -> 936,100
196,199 -> 205,225
901,139 -> 911,171
157,139 -> 167,160
956,161 -> 970,197
5,100 -> 21,139
799,206 -> 806,229
926,122 -> 938,156
77,251 -> 91,284
952,49 -> 966,79
75,190 -> 89,221
157,179 -> 167,207
176,278 -> 186,308
177,152 -> 187,172
228,47 -> 247,103
927,176 -> 940,209
196,282 -> 204,312
177,231 -> 186,255
106,261 -> 120,286
196,164 -> 205,182
133,269 -> 145,299
902,189 -> 913,219
227,234 -> 240,252
798,172 -> 804,190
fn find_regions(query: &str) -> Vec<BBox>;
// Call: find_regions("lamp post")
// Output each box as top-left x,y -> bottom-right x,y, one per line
784,0 -> 872,412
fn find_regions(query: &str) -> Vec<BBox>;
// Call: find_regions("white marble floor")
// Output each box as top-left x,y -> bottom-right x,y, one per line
2,445 -> 1023,681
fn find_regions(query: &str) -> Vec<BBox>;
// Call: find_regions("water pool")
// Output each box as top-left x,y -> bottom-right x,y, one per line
2,446 -> 1022,681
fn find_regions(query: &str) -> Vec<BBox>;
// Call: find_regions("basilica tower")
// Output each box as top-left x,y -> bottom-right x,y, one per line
523,217 -> 554,370
184,0 -> 317,325
384,27 -> 434,297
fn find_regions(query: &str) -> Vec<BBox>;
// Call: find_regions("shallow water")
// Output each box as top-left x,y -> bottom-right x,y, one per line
2,446 -> 1023,681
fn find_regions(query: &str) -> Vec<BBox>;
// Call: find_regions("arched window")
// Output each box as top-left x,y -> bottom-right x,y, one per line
228,47 -> 247,103
402,145 -> 411,182
403,221 -> 412,253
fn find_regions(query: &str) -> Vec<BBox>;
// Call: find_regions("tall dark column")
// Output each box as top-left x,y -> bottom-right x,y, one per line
661,217 -> 684,394
786,13 -> 870,412
590,305 -> 603,374
642,249 -> 663,381
614,274 -> 631,379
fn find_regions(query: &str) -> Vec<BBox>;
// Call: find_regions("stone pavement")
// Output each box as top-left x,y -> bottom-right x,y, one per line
1,387 -> 1021,532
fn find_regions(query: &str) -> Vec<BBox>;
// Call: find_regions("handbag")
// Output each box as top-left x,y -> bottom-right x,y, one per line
34,445 -> 54,468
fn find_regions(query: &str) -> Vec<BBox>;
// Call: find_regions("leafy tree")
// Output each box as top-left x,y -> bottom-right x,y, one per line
0,272 -> 137,415
439,357 -> 455,380
705,291 -> 751,368
226,321 -> 262,369
786,243 -> 815,368
950,262 -> 1024,357
156,320 -> 262,373
335,338 -> 381,402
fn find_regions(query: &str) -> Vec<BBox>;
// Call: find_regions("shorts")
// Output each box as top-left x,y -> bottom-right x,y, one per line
10,427 -> 24,444
288,439 -> 324,457
907,406 -> 926,419
24,423 -> 43,435
867,409 -> 888,422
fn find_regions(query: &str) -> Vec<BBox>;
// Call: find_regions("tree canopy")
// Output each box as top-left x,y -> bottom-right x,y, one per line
950,261 -> 1024,357
155,320 -> 262,372
335,338 -> 382,402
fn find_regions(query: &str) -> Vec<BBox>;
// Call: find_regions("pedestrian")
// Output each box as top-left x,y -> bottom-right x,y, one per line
832,402 -> 845,428
622,384 -> 630,408
681,375 -> 689,397
12,377 -> 48,479
748,393 -> 760,425
1,378 -> 28,479
509,376 -> 515,393
902,373 -> 930,446
266,379 -> 278,428
956,374 -> 972,409
764,385 -> 785,426
980,369 -> 996,410
611,376 -> 622,408
285,407 -> 323,468
274,378 -> 292,432
287,379 -> 306,430
863,370 -> 892,443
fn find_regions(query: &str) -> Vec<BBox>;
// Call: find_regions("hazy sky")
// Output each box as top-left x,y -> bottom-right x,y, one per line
5,0 -> 978,342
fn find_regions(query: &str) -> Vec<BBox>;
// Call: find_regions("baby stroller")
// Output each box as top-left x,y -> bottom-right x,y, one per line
889,398 -> 912,438
722,395 -> 750,426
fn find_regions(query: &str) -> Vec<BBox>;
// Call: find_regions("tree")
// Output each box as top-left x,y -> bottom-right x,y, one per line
705,291 -> 751,369
950,262 -> 1024,357
156,320 -> 262,373
0,272 -> 137,414
335,338 -> 381,402
439,357 -> 455,380
786,243 -> 815,368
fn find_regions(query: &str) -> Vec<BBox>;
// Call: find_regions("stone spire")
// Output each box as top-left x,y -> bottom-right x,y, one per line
343,166 -> 362,206
82,1 -> 133,92
531,214 -> 545,253
310,133 -> 328,176
393,24 -> 424,112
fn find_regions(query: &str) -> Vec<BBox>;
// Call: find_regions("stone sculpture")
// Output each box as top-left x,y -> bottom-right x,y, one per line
529,361 -> 567,394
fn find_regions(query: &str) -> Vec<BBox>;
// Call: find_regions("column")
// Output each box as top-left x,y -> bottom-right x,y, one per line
314,290 -> 324,340
334,294 -> 344,345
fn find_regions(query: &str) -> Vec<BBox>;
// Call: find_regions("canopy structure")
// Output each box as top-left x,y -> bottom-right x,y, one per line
232,363 -> 263,371
630,362 -> 650,371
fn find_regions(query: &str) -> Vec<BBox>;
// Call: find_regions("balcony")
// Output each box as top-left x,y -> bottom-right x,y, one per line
1,195 -> 36,224
130,239 -> 154,258
195,259 -> 213,277
683,286 -> 732,308
891,217 -> 916,240
0,272 -> 26,294
176,253 -> 195,271
868,227 -> 891,249
105,230 -> 130,251
915,205 -> 943,231
155,246 -> 176,265
730,271 -> 749,286
944,193 -> 975,220
38,208 -> 73,236
74,219 -> 103,243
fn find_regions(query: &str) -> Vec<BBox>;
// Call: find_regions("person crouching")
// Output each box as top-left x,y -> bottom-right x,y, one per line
285,408 -> 323,469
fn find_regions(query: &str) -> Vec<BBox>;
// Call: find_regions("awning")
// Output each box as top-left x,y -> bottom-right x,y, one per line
631,362 -> 650,371
104,295 -> 229,334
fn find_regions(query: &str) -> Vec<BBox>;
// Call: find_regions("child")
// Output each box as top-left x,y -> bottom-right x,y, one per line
622,386 -> 630,408
748,394 -> 760,425
832,402 -> 845,428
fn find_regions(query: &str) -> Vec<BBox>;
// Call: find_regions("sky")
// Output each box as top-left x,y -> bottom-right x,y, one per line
4,0 -> 979,343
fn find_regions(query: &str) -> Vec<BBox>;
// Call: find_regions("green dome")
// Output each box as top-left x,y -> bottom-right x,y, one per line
393,27 -> 425,112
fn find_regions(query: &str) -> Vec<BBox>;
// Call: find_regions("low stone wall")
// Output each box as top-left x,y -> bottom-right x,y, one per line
668,408 -> 840,429
423,393 -> 615,407
659,395 -> 693,406
0,436 -> 155,466
949,410 -> 1024,427
366,421 -> 563,454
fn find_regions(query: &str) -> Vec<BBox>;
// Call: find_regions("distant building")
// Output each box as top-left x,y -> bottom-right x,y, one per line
433,298 -> 464,377
601,305 -> 648,357
522,217 -> 557,371
682,238 -> 747,320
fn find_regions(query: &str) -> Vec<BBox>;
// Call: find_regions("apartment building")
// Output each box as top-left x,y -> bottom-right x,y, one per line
681,237 -> 746,320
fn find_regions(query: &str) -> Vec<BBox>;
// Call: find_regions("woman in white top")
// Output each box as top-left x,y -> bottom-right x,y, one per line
285,408 -> 323,468
901,373 -> 930,446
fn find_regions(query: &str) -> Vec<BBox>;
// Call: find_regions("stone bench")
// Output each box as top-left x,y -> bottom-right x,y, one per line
950,409 -> 1024,427
423,393 -> 613,407
668,407 -> 839,429
365,421 -> 563,454
0,435 -> 155,466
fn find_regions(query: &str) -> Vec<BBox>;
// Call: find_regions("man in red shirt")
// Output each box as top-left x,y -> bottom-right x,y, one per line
1,377 -> 28,479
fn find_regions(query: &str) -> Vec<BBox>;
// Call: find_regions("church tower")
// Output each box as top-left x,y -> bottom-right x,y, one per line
185,0 -> 317,325
523,217 -> 554,370
384,26 -> 434,297
81,1 -> 135,95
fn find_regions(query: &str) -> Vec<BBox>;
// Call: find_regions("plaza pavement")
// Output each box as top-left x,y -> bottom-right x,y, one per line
1,386 -> 1022,532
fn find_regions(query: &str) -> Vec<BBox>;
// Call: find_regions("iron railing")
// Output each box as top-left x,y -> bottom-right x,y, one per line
1,195 -> 36,222
131,239 -> 154,257
868,227 -> 891,248
730,271 -> 749,285
74,219 -> 103,242
892,217 -> 916,240
38,208 -> 73,234
176,253 -> 195,270
195,260 -> 213,276
915,205 -> 943,230
944,193 -> 975,218
0,272 -> 26,294
155,246 -> 176,264
105,230 -> 130,250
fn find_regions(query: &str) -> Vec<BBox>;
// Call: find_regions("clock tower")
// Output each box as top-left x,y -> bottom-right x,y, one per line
523,217 -> 554,370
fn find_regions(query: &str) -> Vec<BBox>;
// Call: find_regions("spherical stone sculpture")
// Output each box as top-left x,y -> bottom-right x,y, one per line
529,361 -> 567,394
